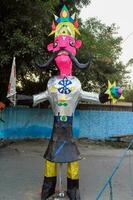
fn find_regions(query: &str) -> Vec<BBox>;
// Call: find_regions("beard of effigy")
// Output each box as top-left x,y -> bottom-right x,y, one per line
37,39 -> 92,76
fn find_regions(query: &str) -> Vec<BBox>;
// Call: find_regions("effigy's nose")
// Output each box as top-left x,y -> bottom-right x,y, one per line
58,36 -> 68,48
59,41 -> 67,48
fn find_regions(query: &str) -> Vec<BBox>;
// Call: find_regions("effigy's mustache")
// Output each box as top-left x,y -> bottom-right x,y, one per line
36,49 -> 92,69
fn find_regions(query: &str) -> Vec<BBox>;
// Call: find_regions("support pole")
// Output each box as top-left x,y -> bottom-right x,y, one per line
58,163 -> 65,198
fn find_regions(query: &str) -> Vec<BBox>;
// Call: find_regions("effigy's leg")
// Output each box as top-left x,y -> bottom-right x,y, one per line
67,161 -> 80,200
41,160 -> 57,200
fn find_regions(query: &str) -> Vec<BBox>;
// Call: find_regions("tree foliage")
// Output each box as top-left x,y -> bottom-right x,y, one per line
74,18 -> 127,91
124,88 -> 133,102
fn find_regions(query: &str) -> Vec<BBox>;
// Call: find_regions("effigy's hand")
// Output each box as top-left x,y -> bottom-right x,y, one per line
105,80 -> 124,104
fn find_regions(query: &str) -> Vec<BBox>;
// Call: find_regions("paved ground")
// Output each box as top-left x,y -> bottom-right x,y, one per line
0,140 -> 133,200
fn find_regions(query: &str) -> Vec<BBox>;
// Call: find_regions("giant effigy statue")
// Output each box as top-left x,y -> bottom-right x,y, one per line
0,5 -> 124,200
34,5 -> 123,200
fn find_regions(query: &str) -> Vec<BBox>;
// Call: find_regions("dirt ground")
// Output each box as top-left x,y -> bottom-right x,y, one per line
0,139 -> 133,200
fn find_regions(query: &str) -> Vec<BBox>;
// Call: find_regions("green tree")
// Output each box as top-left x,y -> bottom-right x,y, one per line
123,60 -> 133,102
0,0 -> 53,96
74,18 -> 128,91
124,88 -> 133,102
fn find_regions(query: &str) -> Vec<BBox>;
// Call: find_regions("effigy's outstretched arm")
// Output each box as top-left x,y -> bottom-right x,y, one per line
33,90 -> 49,106
0,95 -> 33,107
80,90 -> 100,103
0,90 -> 49,108
80,89 -> 110,103
14,90 -> 49,107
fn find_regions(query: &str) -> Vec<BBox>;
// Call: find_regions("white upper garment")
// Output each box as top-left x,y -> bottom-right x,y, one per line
33,76 -> 99,117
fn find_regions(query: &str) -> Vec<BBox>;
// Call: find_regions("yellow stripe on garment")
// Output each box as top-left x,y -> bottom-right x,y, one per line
67,161 -> 79,180
44,160 -> 57,177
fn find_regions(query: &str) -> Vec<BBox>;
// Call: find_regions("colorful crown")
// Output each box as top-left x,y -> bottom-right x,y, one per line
49,5 -> 80,38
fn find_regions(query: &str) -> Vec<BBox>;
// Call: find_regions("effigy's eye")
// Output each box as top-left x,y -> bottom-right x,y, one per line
69,40 -> 75,47
53,42 -> 58,48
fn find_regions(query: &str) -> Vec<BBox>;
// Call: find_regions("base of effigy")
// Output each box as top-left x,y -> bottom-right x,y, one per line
47,191 -> 69,200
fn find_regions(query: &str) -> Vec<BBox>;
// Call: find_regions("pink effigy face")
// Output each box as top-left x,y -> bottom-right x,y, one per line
47,35 -> 82,76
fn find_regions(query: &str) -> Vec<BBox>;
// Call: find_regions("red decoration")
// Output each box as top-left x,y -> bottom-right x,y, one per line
0,102 -> 5,110
74,20 -> 79,28
52,21 -> 56,31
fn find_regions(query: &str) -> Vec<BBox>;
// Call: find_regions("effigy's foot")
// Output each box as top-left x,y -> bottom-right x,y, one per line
41,177 -> 56,200
67,189 -> 81,200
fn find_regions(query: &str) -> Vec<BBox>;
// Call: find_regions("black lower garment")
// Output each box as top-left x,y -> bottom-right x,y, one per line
44,116 -> 81,163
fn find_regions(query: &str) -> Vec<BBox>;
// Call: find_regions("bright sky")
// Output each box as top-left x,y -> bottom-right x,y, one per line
80,0 -> 133,65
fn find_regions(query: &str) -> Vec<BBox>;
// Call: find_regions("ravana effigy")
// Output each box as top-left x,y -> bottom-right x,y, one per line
35,5 -> 123,200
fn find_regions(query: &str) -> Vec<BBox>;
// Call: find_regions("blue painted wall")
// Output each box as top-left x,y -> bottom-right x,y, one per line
0,107 -> 133,140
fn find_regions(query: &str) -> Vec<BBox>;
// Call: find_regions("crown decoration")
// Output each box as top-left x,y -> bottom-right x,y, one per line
49,5 -> 80,38
54,5 -> 75,23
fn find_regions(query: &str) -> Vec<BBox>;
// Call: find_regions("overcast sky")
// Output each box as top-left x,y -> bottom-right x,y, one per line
80,0 -> 133,65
